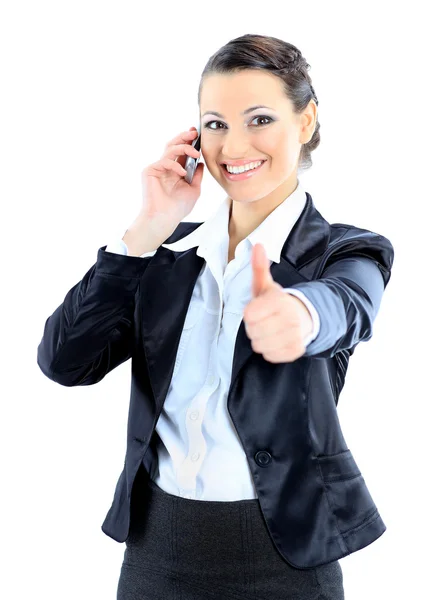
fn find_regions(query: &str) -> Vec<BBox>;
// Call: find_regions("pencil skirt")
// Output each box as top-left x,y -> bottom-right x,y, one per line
116,464 -> 345,600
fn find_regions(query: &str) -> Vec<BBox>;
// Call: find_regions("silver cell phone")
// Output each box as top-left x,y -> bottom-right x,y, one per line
184,126 -> 201,184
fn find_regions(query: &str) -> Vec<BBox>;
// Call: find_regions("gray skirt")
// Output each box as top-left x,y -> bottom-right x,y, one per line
117,464 -> 344,600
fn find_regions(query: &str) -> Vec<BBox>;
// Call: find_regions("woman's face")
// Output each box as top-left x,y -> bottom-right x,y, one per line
199,70 -> 316,204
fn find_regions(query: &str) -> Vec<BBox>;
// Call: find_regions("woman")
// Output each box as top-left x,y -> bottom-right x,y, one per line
37,34 -> 394,599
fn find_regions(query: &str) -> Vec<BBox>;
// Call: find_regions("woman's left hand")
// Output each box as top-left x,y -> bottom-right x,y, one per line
243,243 -> 314,363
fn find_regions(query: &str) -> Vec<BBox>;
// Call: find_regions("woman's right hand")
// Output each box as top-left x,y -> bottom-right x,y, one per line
139,126 -> 205,229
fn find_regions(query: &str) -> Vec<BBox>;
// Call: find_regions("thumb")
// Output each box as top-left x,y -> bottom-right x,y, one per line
252,243 -> 274,297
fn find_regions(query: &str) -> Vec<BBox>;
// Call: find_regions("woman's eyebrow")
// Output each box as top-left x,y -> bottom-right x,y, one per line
202,105 -> 274,118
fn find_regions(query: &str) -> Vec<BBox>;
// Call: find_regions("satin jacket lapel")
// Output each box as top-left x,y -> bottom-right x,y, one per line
141,247 -> 205,412
141,193 -> 330,411
230,193 -> 330,393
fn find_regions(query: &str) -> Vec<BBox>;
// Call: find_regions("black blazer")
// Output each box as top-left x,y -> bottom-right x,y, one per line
37,192 -> 394,569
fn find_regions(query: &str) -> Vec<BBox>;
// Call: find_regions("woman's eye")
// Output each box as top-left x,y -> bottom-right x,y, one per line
253,116 -> 274,127
204,116 -> 273,130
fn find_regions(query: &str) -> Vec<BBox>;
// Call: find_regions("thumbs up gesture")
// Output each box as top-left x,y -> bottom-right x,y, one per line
243,243 -> 314,363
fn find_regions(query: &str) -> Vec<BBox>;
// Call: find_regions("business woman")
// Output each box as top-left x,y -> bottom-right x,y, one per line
37,34 -> 394,600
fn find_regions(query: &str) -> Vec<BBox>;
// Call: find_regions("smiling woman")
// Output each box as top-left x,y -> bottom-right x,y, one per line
198,35 -> 320,173
196,34 -> 320,256
115,34 -> 349,600
34,27 -> 394,600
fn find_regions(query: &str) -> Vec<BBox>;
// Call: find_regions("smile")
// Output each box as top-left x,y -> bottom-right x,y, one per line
220,160 -> 267,181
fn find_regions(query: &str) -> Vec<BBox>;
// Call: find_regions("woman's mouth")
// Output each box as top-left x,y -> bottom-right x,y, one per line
220,160 -> 267,181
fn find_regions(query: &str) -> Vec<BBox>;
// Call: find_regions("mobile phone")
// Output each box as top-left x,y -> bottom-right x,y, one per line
184,126 -> 201,184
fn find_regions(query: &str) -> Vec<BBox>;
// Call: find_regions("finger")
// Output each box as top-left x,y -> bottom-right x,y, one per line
244,293 -> 279,328
164,128 -> 198,151
252,330 -> 291,353
246,309 -> 288,337
148,157 -> 187,177
163,143 -> 201,165
252,244 -> 270,297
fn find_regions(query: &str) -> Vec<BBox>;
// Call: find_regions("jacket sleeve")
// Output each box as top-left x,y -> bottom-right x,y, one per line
287,230 -> 394,359
36,246 -> 152,387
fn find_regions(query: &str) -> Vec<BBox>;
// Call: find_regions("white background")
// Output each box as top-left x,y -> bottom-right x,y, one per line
2,1 -> 433,598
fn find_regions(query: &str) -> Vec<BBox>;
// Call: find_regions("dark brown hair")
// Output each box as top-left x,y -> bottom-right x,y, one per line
198,34 -> 320,172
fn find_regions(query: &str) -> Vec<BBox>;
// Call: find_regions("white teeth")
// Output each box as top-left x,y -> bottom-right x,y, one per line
225,160 -> 264,174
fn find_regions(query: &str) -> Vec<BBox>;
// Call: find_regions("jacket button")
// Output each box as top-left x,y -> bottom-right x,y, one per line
255,451 -> 272,467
